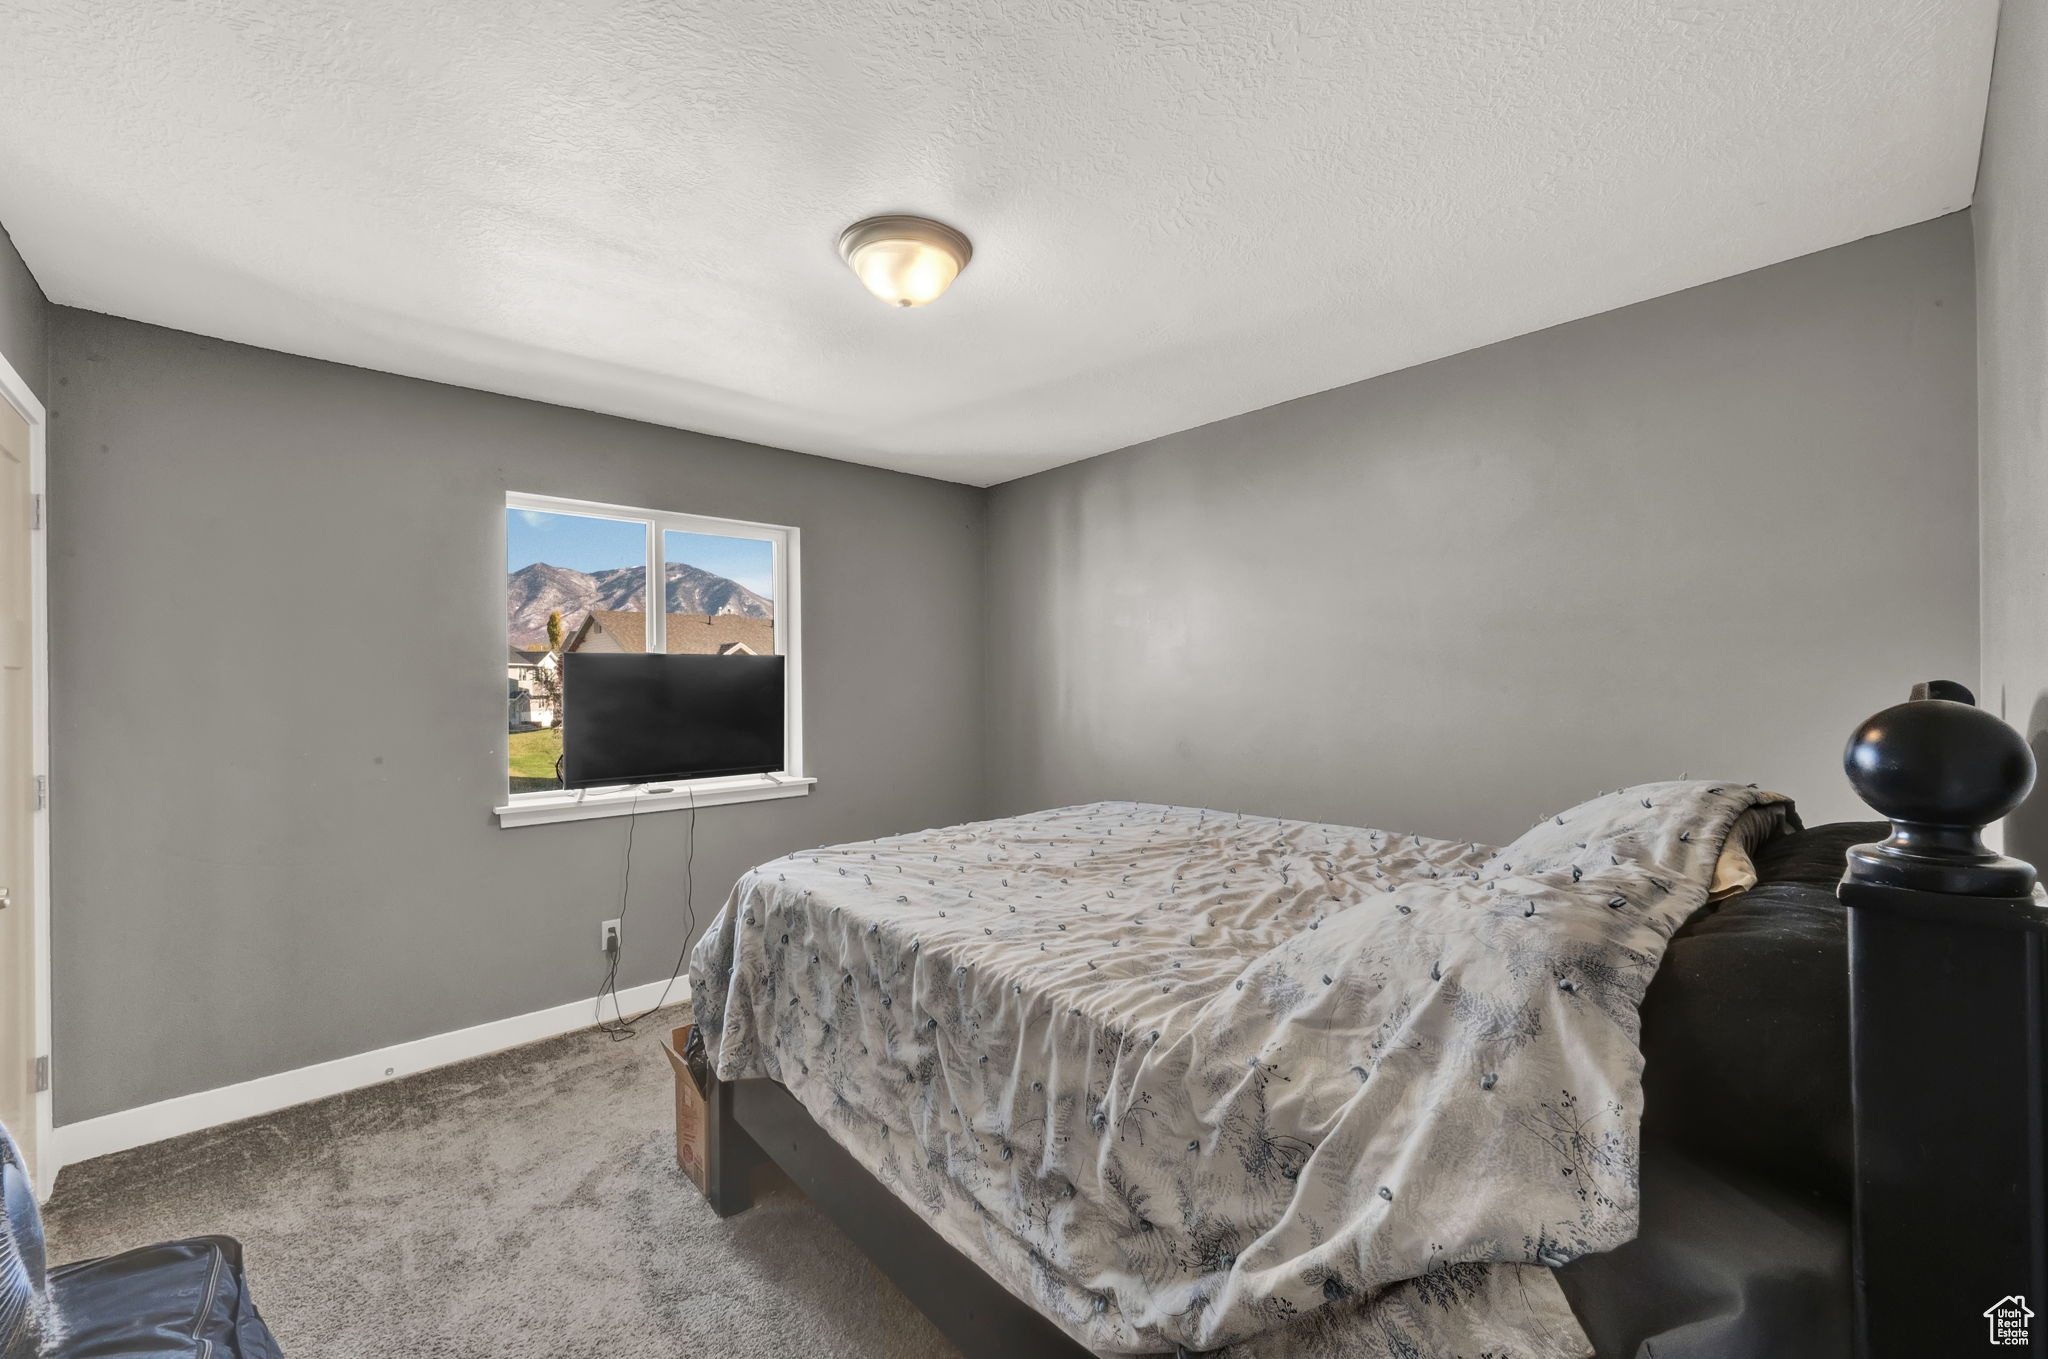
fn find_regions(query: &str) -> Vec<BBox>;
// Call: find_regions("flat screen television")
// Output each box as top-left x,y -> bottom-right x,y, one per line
560,653 -> 785,789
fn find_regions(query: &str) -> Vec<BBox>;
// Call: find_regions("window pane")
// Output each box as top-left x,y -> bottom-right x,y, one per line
507,508 -> 649,791
661,530 -> 777,656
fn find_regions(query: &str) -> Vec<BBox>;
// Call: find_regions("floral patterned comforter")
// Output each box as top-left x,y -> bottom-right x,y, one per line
690,782 -> 1787,1356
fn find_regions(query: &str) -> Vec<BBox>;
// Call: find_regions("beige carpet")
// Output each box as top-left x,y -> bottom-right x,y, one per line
42,1009 -> 963,1358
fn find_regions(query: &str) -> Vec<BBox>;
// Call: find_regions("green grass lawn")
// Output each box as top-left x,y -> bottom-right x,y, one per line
508,726 -> 562,781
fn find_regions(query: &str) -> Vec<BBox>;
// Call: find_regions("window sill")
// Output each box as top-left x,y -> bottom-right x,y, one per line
494,773 -> 815,828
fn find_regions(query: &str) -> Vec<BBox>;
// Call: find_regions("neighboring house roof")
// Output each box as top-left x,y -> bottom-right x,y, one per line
508,646 -> 552,667
567,611 -> 775,657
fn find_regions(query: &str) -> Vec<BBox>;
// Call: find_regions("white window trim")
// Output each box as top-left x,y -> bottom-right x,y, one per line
497,491 -> 806,828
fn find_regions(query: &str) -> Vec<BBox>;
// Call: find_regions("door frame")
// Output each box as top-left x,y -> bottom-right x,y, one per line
0,346 -> 51,1195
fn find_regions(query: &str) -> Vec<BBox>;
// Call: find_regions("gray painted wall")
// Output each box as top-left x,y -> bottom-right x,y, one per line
0,224 -> 46,401
986,216 -> 1979,848
1976,3 -> 2048,862
47,310 -> 986,1121
40,213 -> 1982,1122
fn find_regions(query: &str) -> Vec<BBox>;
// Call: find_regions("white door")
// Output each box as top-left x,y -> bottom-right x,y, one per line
0,396 -> 41,1184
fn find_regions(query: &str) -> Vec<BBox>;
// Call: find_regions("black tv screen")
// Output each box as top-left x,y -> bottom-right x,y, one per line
561,653 -> 785,789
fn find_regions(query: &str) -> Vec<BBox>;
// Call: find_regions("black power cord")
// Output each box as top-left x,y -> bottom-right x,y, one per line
594,786 -> 699,1041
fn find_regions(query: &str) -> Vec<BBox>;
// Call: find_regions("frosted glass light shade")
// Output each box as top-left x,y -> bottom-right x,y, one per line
837,216 -> 972,307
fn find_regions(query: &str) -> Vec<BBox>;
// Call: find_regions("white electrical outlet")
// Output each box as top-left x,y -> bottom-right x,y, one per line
600,919 -> 622,954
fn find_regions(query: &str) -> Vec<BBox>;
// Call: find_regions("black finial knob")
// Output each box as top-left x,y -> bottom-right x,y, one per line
1843,681 -> 2038,896
1910,678 -> 1976,705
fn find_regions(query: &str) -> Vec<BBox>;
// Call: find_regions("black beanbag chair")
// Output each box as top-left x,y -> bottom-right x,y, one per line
46,1238 -> 281,1359
1,1121 -> 282,1358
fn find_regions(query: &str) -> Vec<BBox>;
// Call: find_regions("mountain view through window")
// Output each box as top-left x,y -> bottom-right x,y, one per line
507,506 -> 776,792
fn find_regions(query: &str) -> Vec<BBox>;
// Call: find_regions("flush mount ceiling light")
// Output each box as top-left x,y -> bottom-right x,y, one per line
837,215 -> 973,308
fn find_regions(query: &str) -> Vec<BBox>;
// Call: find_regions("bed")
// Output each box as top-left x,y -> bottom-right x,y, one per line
686,683 -> 2046,1359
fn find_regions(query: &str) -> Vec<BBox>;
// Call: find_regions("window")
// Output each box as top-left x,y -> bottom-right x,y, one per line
496,492 -> 807,827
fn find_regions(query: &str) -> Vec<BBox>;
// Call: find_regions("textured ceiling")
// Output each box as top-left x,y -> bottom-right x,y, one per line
0,2 -> 1999,485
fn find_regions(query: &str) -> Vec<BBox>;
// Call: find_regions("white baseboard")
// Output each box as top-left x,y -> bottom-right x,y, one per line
46,978 -> 689,1181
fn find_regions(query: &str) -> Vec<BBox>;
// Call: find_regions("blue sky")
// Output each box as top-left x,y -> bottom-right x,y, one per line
507,509 -> 775,598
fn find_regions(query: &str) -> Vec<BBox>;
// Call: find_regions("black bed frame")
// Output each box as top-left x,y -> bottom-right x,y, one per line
699,682 -> 2048,1359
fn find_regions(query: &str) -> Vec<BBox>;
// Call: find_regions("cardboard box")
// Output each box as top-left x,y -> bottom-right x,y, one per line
663,1024 -> 709,1194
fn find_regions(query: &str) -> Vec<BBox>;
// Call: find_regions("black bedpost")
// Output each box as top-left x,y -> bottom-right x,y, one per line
702,1075 -> 767,1219
1840,680 -> 2047,1356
